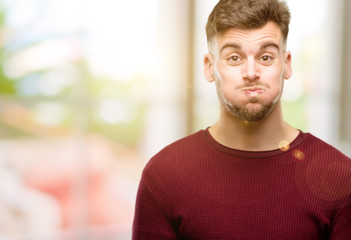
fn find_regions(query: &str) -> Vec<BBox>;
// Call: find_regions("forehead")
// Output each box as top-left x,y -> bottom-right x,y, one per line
215,21 -> 284,51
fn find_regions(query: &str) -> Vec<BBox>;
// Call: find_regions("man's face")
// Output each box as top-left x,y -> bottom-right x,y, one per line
204,21 -> 292,122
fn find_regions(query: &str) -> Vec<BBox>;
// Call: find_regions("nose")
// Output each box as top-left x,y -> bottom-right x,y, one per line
242,58 -> 260,82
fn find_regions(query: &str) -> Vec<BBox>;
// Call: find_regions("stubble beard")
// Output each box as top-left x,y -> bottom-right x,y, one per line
214,69 -> 281,122
219,88 -> 278,122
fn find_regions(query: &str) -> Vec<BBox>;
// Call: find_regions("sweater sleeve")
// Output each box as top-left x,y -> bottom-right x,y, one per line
132,175 -> 178,240
329,192 -> 351,239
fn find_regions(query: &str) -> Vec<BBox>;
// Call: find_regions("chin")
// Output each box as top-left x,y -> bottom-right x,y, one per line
225,101 -> 278,122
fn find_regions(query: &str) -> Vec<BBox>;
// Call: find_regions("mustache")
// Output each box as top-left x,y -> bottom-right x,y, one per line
237,82 -> 270,90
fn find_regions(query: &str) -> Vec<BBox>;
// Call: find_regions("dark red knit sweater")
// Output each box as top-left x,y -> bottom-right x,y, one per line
133,129 -> 351,239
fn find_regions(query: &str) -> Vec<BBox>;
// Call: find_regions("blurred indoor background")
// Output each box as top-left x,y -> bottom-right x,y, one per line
0,0 -> 350,239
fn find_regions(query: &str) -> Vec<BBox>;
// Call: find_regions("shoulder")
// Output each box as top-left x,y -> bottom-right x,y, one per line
139,130 -> 209,204
302,132 -> 351,162
142,129 -> 207,177
298,132 -> 351,202
300,133 -> 351,180
159,129 -> 204,152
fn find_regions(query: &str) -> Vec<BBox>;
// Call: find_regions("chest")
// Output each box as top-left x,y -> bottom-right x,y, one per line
168,168 -> 332,240
173,193 -> 330,240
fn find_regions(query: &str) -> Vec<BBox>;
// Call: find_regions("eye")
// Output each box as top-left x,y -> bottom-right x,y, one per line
227,55 -> 242,65
259,55 -> 273,63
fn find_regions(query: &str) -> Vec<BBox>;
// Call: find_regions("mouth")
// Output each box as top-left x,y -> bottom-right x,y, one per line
242,86 -> 264,96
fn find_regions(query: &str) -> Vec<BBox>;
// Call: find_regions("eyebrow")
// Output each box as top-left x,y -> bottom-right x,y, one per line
219,43 -> 241,53
260,42 -> 280,51
220,41 -> 281,53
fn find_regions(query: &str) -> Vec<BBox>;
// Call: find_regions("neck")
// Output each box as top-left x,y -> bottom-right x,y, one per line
210,103 -> 299,151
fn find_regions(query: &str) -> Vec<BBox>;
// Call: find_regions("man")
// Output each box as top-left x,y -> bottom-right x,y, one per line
133,0 -> 351,239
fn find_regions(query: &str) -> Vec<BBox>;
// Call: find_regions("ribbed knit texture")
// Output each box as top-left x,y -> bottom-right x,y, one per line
133,129 -> 351,239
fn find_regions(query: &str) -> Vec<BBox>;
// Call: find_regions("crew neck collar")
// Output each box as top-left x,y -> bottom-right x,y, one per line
203,127 -> 307,158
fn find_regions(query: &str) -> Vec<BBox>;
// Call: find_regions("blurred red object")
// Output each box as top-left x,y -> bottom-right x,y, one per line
17,134 -> 142,231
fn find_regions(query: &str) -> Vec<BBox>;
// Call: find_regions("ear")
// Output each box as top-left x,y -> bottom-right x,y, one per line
284,51 -> 292,79
204,53 -> 215,82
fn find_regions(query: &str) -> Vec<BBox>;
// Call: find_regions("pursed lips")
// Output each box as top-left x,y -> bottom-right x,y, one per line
242,86 -> 264,95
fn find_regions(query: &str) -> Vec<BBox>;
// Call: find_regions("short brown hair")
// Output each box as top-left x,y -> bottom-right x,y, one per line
206,0 -> 291,46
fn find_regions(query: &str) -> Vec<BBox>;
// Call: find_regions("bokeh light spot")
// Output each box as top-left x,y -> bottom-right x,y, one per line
293,149 -> 305,161
279,140 -> 290,151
